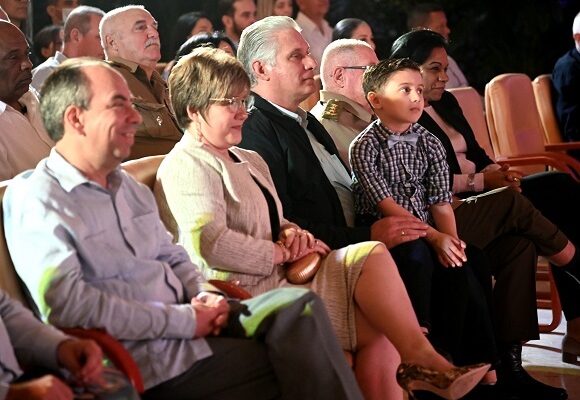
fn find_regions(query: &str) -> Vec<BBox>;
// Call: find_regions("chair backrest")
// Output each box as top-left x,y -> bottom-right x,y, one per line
447,87 -> 495,160
484,73 -> 547,174
121,155 -> 166,190
532,74 -> 563,144
0,181 -> 29,305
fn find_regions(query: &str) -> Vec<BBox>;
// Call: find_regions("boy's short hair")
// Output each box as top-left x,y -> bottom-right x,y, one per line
362,58 -> 421,96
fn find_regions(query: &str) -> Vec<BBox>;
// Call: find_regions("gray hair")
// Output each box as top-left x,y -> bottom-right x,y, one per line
99,5 -> 146,55
320,39 -> 372,88
238,16 -> 300,86
40,58 -> 110,142
64,6 -> 104,42
574,11 -> 580,35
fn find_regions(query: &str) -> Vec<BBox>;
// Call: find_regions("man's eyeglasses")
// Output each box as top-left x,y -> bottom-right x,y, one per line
209,95 -> 254,113
339,65 -> 373,71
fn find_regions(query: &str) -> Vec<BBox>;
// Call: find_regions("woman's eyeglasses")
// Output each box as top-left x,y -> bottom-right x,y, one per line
209,95 -> 254,113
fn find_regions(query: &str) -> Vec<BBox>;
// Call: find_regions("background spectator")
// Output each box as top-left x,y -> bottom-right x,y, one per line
332,18 -> 375,50
167,11 -> 213,63
45,0 -> 79,25
256,0 -> 294,19
32,24 -> 62,66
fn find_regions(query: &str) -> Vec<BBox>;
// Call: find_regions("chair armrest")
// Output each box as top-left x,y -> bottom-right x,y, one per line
495,153 -> 579,182
545,142 -> 580,152
60,327 -> 144,394
208,279 -> 252,300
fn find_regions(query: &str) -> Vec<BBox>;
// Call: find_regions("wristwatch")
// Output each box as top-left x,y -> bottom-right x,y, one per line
467,173 -> 476,191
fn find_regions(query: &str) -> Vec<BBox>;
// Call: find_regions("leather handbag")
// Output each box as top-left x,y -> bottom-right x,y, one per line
285,253 -> 323,284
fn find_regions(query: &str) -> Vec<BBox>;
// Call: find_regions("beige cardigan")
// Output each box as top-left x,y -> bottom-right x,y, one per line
155,133 -> 293,294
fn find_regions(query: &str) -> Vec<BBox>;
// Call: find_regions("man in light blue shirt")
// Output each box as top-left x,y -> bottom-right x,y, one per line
4,58 -> 362,400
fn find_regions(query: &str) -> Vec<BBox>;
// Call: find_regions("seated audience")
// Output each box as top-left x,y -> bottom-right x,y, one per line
32,6 -> 105,92
0,289 -> 103,400
167,11 -> 214,63
32,24 -> 62,66
163,31 -> 236,80
4,58 -> 367,400
238,18 -> 499,384
552,11 -> 580,145
45,0 -> 79,26
155,45 -> 489,400
407,3 -> 468,88
256,0 -> 293,19
295,0 -> 332,73
100,5 -> 182,160
391,28 -> 577,400
0,21 -> 54,181
332,18 -> 375,50
218,0 -> 257,48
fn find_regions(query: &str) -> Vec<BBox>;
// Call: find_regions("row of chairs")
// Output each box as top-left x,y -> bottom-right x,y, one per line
451,73 -> 580,179
448,73 -> 580,334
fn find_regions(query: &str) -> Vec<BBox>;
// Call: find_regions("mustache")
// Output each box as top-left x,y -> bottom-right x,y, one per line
145,39 -> 160,48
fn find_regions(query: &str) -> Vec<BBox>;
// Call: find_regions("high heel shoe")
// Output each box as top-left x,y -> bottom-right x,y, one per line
396,362 -> 490,400
562,335 -> 580,364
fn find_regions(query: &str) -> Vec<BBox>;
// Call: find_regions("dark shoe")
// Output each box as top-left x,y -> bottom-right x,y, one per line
562,334 -> 580,364
396,363 -> 490,400
497,343 -> 568,399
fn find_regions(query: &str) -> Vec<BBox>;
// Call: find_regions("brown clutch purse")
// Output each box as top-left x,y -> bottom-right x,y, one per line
285,252 -> 323,284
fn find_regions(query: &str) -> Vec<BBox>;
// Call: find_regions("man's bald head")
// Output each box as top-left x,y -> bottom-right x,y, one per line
320,39 -> 378,111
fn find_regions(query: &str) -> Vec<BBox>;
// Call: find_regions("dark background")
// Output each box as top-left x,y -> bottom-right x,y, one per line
30,0 -> 580,93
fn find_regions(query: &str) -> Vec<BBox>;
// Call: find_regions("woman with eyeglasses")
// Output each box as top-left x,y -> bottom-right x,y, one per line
154,46 -> 490,400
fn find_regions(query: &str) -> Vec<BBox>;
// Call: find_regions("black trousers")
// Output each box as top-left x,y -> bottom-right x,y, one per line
521,171 -> 580,321
390,239 -> 497,366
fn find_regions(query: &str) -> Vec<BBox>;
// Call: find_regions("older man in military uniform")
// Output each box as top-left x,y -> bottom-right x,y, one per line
100,5 -> 182,159
310,39 -> 378,167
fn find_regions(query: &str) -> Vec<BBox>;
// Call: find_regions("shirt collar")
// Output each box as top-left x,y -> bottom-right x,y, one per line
0,89 -> 37,115
45,149 -> 123,193
268,101 -> 309,129
109,56 -> 141,73
53,51 -> 68,64
375,120 -> 415,137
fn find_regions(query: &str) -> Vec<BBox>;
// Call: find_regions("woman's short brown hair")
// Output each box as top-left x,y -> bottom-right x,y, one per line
169,47 -> 250,130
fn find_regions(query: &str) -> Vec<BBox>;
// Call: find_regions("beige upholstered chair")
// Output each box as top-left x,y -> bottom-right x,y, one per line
532,74 -> 580,151
485,73 -> 579,179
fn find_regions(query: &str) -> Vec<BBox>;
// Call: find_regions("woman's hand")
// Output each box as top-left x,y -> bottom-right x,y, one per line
426,231 -> 467,267
275,228 -> 331,265
483,164 -> 522,192
278,226 -> 317,259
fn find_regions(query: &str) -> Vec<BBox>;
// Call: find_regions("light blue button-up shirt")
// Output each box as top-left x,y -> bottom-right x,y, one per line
3,150 -> 213,390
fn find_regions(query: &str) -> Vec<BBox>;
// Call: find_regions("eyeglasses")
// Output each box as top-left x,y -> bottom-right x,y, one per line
209,95 -> 254,113
339,65 -> 373,71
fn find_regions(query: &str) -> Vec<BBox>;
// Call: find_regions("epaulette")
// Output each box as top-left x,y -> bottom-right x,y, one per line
321,99 -> 344,121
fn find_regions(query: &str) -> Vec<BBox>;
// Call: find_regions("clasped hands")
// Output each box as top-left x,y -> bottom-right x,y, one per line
192,291 -> 230,338
274,225 -> 330,265
484,164 -> 523,192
